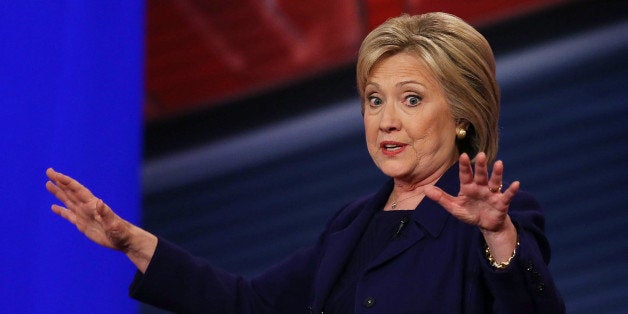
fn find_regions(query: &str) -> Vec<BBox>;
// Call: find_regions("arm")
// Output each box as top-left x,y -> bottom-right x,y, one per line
481,194 -> 565,313
129,237 -> 319,314
45,168 -> 157,273
46,168 -> 322,313
425,154 -> 565,312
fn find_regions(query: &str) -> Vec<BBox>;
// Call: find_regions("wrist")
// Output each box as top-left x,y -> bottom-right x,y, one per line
485,236 -> 519,269
481,216 -> 518,264
125,226 -> 158,273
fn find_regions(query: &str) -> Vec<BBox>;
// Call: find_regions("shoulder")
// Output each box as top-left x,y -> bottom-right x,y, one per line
323,179 -> 393,233
510,189 -> 541,210
325,192 -> 378,232
508,189 -> 546,231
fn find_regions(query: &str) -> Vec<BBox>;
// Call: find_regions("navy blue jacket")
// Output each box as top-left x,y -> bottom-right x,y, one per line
129,164 -> 565,313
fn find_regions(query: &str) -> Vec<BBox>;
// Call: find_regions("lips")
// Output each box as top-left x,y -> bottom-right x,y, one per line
380,141 -> 407,156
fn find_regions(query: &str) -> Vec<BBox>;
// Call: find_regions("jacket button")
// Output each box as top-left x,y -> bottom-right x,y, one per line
525,260 -> 534,272
363,297 -> 376,308
537,283 -> 546,292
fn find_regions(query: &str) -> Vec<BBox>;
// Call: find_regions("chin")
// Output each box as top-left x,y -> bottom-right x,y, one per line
372,156 -> 416,177
378,165 -> 412,179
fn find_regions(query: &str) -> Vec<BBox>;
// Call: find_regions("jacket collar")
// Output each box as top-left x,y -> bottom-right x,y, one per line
311,180 -> 390,309
311,164 -> 460,311
366,163 -> 459,271
411,162 -> 459,238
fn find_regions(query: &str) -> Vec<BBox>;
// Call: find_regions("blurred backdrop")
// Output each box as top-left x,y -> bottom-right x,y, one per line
142,1 -> 628,313
2,0 -> 626,313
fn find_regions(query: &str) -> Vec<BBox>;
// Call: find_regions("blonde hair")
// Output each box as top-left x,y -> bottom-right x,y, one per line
357,12 -> 500,163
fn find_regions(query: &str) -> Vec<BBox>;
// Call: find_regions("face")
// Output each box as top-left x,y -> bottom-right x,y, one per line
363,52 -> 459,185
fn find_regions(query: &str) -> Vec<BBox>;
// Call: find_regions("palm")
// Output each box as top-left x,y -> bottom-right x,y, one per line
425,153 -> 519,232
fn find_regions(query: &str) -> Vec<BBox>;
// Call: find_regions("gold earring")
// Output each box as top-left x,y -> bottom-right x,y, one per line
456,127 -> 467,139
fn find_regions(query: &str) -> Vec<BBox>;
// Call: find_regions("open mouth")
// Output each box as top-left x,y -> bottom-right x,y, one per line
383,144 -> 403,151
380,141 -> 406,155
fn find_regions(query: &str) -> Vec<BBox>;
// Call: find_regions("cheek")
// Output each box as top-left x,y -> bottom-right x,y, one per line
429,118 -> 457,152
363,116 -> 378,142
408,115 -> 453,149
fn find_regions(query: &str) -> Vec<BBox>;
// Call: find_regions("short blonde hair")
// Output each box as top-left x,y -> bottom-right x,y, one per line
357,12 -> 500,163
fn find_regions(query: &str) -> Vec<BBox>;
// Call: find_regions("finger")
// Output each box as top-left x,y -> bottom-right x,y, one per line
45,167 -> 58,181
473,152 -> 489,185
458,153 -> 474,185
59,175 -> 95,203
94,199 -> 116,225
426,186 -> 475,223
425,185 -> 459,213
51,204 -> 78,225
48,168 -> 96,203
46,180 -> 77,209
93,199 -> 131,250
424,185 -> 444,203
46,168 -> 82,205
46,168 -> 73,189
488,160 -> 504,193
501,181 -> 520,205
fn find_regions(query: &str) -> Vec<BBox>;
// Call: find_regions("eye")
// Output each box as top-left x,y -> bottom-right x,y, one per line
405,95 -> 422,106
368,96 -> 383,107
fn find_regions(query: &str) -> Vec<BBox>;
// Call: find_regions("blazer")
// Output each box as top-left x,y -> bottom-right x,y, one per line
129,164 -> 565,313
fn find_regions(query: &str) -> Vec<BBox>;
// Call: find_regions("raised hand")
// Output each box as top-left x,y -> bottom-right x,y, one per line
425,153 -> 519,232
424,153 -> 519,262
45,168 -> 134,251
45,168 -> 157,272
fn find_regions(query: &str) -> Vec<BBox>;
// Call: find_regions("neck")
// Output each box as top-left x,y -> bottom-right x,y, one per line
393,157 -> 455,190
387,191 -> 424,211
387,160 -> 454,211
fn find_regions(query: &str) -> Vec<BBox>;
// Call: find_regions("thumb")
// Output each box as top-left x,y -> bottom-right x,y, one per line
94,199 -> 115,222
95,199 -> 133,251
424,185 -> 460,217
424,185 -> 445,203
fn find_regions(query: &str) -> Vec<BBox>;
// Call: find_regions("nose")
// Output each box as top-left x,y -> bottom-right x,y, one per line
379,103 -> 401,133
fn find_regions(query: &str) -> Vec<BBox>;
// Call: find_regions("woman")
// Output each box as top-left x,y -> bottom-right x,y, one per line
45,12 -> 565,313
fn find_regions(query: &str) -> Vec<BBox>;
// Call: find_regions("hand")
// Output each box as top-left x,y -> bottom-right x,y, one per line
45,168 -> 134,251
424,153 -> 519,261
425,152 -> 519,232
46,168 -> 157,272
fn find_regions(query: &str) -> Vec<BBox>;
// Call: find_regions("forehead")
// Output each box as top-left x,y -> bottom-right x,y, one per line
367,52 -> 439,88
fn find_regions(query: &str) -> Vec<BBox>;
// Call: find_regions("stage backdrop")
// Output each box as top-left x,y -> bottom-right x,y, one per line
0,2 -> 143,313
141,20 -> 628,314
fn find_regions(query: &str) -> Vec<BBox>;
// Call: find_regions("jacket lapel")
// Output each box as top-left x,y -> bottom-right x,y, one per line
367,163 -> 460,271
311,164 -> 460,310
311,181 -> 392,310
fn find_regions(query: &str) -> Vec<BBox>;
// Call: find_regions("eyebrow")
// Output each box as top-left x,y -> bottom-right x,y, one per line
396,80 -> 427,88
365,80 -> 427,89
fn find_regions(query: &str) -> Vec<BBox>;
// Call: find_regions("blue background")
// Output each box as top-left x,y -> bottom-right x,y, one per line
1,2 -> 143,313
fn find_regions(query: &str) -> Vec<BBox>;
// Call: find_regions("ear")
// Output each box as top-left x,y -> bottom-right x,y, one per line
455,119 -> 470,130
455,119 -> 471,140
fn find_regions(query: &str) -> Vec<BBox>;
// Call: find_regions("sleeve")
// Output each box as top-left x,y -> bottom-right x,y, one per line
128,236 -> 321,314
477,191 -> 566,314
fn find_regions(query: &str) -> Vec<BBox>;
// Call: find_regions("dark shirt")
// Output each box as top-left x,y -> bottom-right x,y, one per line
325,209 -> 412,313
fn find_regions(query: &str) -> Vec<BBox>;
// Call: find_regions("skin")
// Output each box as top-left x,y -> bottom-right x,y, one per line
45,168 -> 157,273
364,52 -> 518,261
363,52 -> 460,197
44,52 -> 518,274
